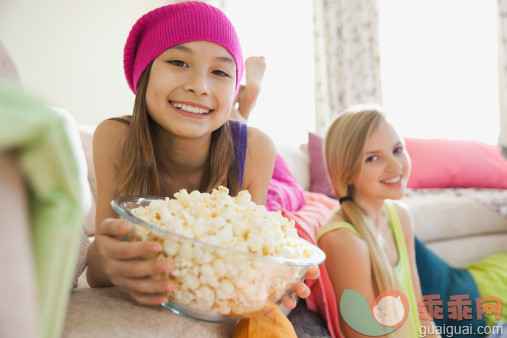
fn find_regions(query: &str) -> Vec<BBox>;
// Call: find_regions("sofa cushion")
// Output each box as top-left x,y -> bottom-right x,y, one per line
405,138 -> 507,189
402,194 -> 507,243
79,125 -> 96,235
425,234 -> 507,268
307,132 -> 335,198
72,229 -> 90,289
276,144 -> 311,191
64,272 -> 237,337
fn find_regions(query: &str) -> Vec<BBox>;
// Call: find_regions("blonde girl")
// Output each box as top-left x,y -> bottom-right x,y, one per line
317,105 -> 439,337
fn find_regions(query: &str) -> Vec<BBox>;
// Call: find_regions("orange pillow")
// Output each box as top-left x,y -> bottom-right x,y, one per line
405,138 -> 507,189
232,307 -> 297,338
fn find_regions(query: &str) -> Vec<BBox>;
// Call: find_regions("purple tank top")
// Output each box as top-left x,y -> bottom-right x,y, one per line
229,120 -> 247,188
228,121 -> 306,212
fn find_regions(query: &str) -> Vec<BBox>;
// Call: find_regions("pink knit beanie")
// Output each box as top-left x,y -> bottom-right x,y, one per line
124,1 -> 244,95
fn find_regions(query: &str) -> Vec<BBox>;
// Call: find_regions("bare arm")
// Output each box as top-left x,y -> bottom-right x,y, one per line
242,125 -> 276,205
87,119 -> 124,287
86,120 -> 174,304
319,224 -> 390,338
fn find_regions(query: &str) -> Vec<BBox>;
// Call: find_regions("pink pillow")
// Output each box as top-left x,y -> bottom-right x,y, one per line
308,132 -> 507,191
308,132 -> 336,198
405,138 -> 507,189
266,154 -> 306,212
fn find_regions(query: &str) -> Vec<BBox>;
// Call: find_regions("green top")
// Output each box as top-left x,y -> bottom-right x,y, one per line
466,252 -> 507,326
317,201 -> 421,335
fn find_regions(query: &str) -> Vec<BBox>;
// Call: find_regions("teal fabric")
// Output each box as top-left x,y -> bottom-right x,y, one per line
0,79 -> 86,338
415,236 -> 486,337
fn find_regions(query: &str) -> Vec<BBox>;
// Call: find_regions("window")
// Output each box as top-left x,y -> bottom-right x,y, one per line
225,1 -> 315,147
378,0 -> 499,144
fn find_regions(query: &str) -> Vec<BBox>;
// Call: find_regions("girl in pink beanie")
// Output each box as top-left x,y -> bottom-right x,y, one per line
86,1 -> 318,334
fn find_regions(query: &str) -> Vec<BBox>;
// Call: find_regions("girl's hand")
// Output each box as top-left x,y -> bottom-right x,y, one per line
282,265 -> 320,309
87,218 -> 175,305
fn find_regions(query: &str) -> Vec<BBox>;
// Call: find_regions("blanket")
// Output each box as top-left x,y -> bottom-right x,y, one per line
282,192 -> 343,338
266,154 -> 306,212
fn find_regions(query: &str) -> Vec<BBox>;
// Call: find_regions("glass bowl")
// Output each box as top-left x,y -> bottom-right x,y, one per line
112,195 -> 326,323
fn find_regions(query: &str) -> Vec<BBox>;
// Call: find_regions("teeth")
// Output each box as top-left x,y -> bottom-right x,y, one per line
383,176 -> 401,184
171,102 -> 210,114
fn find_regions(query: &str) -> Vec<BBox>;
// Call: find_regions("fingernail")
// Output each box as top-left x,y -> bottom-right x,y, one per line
151,243 -> 163,252
162,281 -> 174,292
160,261 -> 173,271
120,221 -> 131,232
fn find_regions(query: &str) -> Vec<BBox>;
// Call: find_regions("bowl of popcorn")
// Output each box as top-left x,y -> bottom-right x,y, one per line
111,186 -> 326,323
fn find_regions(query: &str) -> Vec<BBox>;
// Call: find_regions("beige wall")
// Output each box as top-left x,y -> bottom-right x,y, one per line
0,0 -> 166,126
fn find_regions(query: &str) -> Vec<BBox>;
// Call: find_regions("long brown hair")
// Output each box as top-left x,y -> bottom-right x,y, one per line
111,62 -> 239,197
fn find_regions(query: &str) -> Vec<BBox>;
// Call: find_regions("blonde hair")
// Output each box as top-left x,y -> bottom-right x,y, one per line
324,104 -> 401,296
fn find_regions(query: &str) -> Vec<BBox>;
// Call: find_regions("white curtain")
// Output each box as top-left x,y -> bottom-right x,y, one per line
313,0 -> 383,136
498,0 -> 507,149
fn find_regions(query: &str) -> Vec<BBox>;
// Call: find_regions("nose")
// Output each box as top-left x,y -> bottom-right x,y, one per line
386,155 -> 403,172
183,70 -> 209,96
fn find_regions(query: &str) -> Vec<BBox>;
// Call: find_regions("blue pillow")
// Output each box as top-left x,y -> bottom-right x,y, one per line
415,237 -> 486,337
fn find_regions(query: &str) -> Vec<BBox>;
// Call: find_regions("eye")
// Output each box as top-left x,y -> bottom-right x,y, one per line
393,146 -> 404,154
211,69 -> 231,78
366,155 -> 378,162
167,60 -> 188,68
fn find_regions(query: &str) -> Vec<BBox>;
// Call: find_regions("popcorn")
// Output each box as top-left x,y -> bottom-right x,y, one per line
212,259 -> 227,277
128,186 -> 316,317
163,239 -> 179,256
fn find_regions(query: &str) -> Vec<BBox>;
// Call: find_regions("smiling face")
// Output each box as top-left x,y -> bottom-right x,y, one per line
351,120 -> 411,202
145,41 -> 237,140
